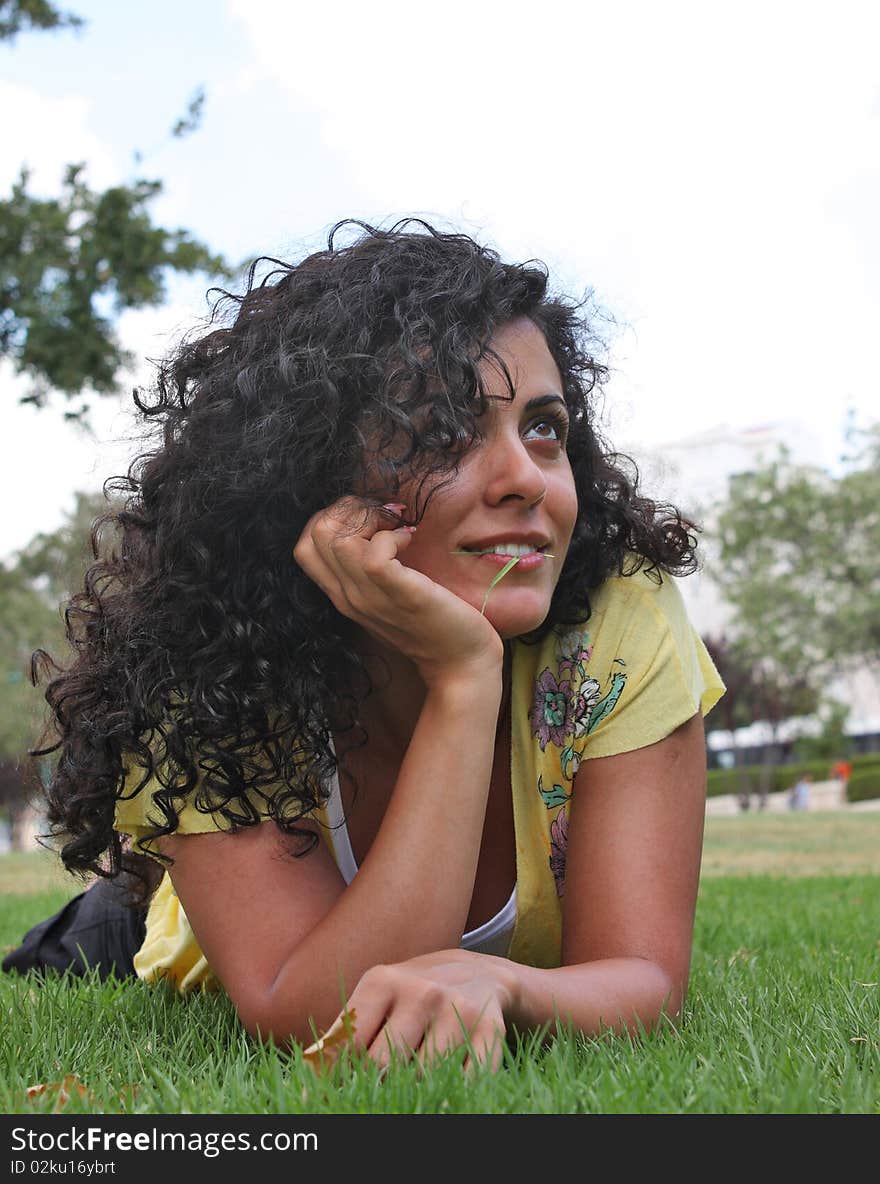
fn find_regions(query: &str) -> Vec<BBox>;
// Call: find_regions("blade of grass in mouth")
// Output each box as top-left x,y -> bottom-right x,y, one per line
480,555 -> 520,615
449,551 -> 556,616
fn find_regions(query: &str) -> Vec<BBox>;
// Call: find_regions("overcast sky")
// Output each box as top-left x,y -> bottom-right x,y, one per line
2,0 -> 878,561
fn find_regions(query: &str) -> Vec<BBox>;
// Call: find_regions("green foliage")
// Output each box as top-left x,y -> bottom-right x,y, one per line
0,490 -> 117,767
1,4 -> 233,422
0,164 -> 231,422
15,488 -> 123,606
0,0 -> 82,42
170,87 -> 206,139
705,761 -> 804,801
0,560 -> 60,765
768,760 -> 833,795
791,701 -> 854,762
705,767 -> 754,798
709,430 -> 880,678
847,767 -> 880,804
702,631 -> 816,736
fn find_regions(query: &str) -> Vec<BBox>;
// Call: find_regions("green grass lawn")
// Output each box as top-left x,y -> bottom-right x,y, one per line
2,812 -> 879,1114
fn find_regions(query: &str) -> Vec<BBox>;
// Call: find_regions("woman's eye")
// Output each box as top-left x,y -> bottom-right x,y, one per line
524,418 -> 567,443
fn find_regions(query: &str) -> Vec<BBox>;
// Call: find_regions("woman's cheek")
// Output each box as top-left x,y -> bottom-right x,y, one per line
556,484 -> 579,555
395,533 -> 448,583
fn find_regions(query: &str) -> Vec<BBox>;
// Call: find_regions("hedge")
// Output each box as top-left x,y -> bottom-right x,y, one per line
707,759 -> 827,799
846,767 -> 880,803
706,751 -> 880,800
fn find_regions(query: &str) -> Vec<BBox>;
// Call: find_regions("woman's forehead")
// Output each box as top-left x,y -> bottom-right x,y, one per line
478,320 -> 563,398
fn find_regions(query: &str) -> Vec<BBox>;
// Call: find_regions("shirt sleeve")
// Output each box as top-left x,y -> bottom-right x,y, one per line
114,734 -> 327,859
576,570 -> 725,761
113,765 -> 251,859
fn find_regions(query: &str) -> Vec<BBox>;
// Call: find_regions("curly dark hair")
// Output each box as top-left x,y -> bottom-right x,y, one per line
30,217 -> 698,884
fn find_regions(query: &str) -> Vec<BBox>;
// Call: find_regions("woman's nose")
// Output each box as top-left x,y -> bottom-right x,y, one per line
481,434 -> 547,507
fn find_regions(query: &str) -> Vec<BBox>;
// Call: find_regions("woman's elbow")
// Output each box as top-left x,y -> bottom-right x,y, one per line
629,958 -> 688,1035
233,981 -> 327,1050
595,959 -> 688,1041
236,1000 -> 309,1049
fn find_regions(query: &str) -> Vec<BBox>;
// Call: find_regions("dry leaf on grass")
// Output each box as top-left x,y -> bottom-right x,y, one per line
26,1074 -> 91,1110
302,1007 -> 357,1070
26,1075 -> 140,1112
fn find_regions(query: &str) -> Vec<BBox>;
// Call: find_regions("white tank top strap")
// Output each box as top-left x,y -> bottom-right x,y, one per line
321,762 -> 517,956
322,764 -> 359,883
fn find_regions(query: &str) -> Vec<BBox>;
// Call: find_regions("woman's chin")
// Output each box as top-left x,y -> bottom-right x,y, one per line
482,596 -> 551,640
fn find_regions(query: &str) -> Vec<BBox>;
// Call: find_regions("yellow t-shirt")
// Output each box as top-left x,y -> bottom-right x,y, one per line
114,566 -> 724,991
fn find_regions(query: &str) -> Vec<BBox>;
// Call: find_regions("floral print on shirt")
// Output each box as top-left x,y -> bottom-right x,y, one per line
529,632 -> 628,897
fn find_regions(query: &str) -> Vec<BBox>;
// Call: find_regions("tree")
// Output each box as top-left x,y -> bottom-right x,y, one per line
0,558 -> 60,763
702,630 -> 816,806
0,489 -> 117,845
0,0 -> 83,43
0,5 -> 233,425
14,487 -> 121,607
0,558 -> 62,844
701,634 -> 759,739
1,164 -> 232,425
708,428 -> 880,681
790,701 -> 853,764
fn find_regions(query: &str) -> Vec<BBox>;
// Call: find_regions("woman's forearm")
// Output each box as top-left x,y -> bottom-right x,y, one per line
257,671 -> 503,1041
499,956 -> 683,1041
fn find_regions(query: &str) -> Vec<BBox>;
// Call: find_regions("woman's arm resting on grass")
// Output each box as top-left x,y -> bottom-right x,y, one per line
308,711 -> 708,1069
509,710 -> 708,1036
158,671 -> 502,1047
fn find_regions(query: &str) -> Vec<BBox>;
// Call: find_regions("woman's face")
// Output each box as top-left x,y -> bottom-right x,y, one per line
397,318 -> 578,639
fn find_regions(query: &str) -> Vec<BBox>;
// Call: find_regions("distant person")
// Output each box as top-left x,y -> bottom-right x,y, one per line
831,758 -> 852,805
788,774 -> 812,811
4,219 -> 725,1070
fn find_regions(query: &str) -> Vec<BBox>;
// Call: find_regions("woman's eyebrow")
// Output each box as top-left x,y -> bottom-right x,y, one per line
522,394 -> 568,414
483,392 -> 567,411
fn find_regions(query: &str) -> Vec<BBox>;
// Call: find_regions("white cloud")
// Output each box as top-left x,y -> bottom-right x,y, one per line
0,81 -> 118,193
230,0 -> 880,453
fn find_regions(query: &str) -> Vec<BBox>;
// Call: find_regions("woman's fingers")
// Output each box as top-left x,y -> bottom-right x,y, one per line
417,1013 -> 468,1066
326,525 -> 416,616
461,1017 -> 507,1074
417,1005 -> 506,1072
301,971 -> 399,1071
319,497 -> 409,547
364,1009 -> 429,1070
293,498 -> 415,618
303,978 -> 502,1073
295,498 -> 406,569
296,497 -> 456,644
293,494 -> 504,681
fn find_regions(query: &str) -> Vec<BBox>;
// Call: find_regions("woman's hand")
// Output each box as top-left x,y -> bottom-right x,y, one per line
293,498 -> 504,686
302,949 -> 516,1073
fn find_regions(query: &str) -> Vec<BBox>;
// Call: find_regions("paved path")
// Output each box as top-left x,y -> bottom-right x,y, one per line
704,778 -> 878,816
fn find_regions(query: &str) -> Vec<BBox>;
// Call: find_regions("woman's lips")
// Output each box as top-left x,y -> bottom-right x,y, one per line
456,550 -> 550,572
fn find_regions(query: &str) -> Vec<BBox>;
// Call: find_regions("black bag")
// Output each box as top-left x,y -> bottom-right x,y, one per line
2,876 -> 147,981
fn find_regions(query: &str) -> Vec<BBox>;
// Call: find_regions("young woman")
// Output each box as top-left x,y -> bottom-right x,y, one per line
7,219 -> 724,1071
